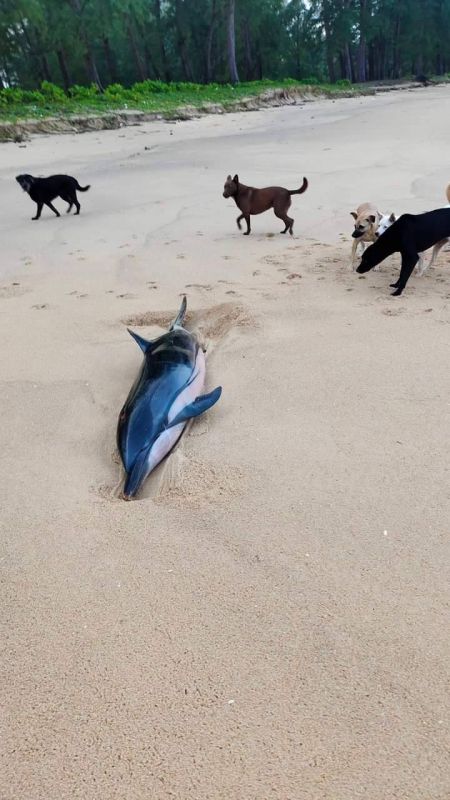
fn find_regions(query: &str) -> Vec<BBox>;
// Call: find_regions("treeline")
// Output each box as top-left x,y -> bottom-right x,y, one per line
1,0 -> 450,91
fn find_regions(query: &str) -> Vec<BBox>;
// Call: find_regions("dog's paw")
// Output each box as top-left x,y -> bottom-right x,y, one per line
391,288 -> 403,297
389,282 -> 400,288
243,231 -> 250,236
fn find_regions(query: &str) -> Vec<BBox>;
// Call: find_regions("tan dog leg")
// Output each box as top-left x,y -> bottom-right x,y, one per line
350,239 -> 360,271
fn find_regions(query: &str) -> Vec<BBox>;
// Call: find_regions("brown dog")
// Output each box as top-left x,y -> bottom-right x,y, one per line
223,174 -> 308,235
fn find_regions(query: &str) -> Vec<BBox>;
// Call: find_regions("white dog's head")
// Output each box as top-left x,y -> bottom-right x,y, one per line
375,212 -> 396,238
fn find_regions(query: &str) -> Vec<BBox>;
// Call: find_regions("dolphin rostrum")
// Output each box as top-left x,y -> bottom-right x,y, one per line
117,296 -> 222,500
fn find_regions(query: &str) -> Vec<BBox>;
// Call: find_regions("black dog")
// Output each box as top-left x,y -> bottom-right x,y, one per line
16,174 -> 90,220
356,208 -> 450,295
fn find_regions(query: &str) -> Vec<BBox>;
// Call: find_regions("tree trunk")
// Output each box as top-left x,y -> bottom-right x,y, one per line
322,1 -> 336,82
84,48 -> 103,89
154,0 -> 170,81
392,15 -> 400,78
67,0 -> 103,89
206,0 -> 218,83
227,0 -> 239,83
57,49 -> 71,90
243,17 -> 254,80
126,12 -> 147,81
103,37 -> 118,84
174,0 -> 195,81
41,54 -> 52,82
357,0 -> 368,82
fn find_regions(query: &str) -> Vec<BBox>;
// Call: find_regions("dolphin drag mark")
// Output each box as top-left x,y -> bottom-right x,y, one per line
117,297 -> 222,500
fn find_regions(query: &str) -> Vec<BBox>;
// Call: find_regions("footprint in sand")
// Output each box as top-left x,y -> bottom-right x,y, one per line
31,303 -> 50,310
185,283 -> 213,291
117,293 -> 137,300
218,279 -> 234,285
381,307 -> 405,316
147,282 -> 158,290
286,273 -> 302,281
0,283 -> 28,299
177,254 -> 186,260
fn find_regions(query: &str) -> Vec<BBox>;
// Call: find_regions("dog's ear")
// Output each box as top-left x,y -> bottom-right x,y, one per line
233,174 -> 239,184
226,174 -> 231,180
389,212 -> 396,222
350,212 -> 357,220
368,214 -> 376,223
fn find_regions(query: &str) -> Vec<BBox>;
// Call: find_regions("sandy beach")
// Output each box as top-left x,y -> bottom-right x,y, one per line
1,86 -> 450,799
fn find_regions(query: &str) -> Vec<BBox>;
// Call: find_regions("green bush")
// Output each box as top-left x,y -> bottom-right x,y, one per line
68,83 -> 100,100
132,79 -> 170,94
297,77 -> 321,85
335,78 -> 352,87
40,81 -> 67,103
103,83 -> 129,102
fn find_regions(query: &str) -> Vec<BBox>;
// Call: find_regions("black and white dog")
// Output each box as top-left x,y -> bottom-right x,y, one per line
356,208 -> 450,295
15,174 -> 90,220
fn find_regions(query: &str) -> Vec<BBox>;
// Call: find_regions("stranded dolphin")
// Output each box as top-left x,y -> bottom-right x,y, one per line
117,296 -> 222,500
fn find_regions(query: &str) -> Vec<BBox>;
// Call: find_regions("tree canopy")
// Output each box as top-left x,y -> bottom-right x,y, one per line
1,0 -> 450,90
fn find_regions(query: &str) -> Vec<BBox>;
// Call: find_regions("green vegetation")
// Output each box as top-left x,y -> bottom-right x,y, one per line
0,78 -> 359,123
1,1 -> 450,96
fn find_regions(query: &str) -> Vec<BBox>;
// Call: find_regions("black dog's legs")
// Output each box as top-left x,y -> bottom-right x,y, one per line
71,192 -> 81,215
32,202 -> 43,220
236,214 -> 244,230
243,215 -> 251,235
390,251 -> 419,296
45,200 -> 60,217
61,193 -> 73,213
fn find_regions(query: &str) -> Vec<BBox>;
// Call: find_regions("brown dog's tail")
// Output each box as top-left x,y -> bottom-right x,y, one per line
289,177 -> 308,195
76,182 -> 91,192
446,183 -> 450,204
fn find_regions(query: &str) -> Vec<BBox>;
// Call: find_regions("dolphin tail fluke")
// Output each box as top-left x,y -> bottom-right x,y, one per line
167,386 -> 222,428
170,295 -> 187,330
127,328 -> 152,353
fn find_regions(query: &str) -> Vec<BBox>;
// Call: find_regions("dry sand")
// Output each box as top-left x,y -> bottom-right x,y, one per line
1,86 -> 450,800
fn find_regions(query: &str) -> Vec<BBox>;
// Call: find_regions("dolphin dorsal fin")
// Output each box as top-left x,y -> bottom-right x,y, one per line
169,295 -> 187,330
127,329 -> 152,353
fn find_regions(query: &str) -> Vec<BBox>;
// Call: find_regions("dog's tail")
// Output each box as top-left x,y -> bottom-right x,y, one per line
289,177 -> 308,195
446,183 -> 450,204
76,182 -> 91,192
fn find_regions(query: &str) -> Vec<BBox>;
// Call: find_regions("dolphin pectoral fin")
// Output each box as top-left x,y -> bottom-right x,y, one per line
127,329 -> 153,353
167,386 -> 222,428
